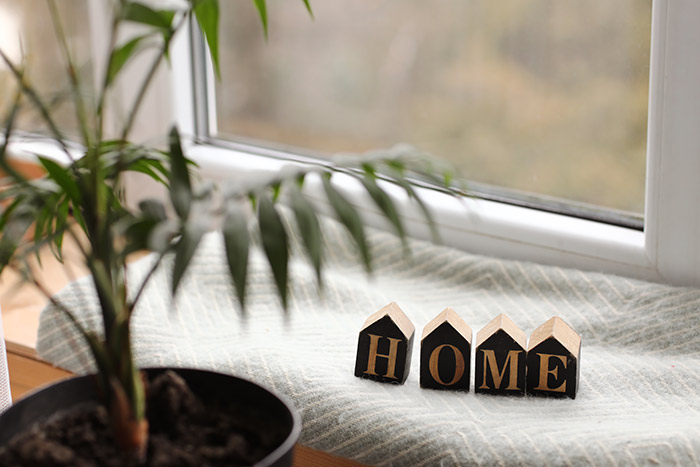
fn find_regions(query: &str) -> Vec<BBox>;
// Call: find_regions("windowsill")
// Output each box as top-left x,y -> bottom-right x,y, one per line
181,141 -> 657,282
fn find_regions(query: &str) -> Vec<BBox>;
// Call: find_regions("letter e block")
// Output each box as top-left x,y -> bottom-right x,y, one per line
475,314 -> 526,396
420,307 -> 472,391
526,317 -> 581,399
354,302 -> 415,384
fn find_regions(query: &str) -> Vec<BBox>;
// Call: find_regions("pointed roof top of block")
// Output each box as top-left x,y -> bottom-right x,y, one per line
421,307 -> 472,343
475,313 -> 526,349
361,302 -> 415,339
528,316 -> 581,356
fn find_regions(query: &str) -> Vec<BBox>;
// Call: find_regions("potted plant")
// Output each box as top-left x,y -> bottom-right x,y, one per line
0,0 -> 461,465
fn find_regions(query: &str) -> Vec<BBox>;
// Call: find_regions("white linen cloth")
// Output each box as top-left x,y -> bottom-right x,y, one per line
0,308 -> 12,413
36,216 -> 700,466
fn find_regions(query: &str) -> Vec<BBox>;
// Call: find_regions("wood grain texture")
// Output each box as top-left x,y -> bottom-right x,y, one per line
7,351 -> 73,402
0,158 -> 46,181
293,445 -> 366,467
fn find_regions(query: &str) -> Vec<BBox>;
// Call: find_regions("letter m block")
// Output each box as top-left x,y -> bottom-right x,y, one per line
355,302 -> 415,384
475,314 -> 527,396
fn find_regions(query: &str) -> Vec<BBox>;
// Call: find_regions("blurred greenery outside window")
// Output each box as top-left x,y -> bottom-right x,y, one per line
213,0 -> 651,223
0,1 -> 93,143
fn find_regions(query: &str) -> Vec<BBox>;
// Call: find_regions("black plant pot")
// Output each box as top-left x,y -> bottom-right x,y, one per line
0,367 -> 301,467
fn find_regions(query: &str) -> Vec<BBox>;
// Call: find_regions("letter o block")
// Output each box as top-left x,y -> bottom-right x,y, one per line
475,314 -> 526,396
526,317 -> 581,399
354,302 -> 415,384
420,308 -> 472,391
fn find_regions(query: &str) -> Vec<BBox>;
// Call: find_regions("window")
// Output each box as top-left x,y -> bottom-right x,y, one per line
211,1 -> 651,223
169,0 -> 700,287
4,1 -> 700,287
0,0 -> 92,141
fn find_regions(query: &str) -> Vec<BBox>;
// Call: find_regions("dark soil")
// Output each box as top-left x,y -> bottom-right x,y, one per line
0,371 -> 288,466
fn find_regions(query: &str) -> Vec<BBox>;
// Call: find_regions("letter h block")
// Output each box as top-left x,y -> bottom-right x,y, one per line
526,317 -> 581,399
420,307 -> 472,391
475,314 -> 527,396
354,302 -> 415,384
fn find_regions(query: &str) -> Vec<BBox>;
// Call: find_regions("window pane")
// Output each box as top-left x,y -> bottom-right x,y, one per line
214,0 -> 651,215
0,0 -> 93,140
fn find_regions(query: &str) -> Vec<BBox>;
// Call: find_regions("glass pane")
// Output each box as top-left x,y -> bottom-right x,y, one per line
0,0 -> 93,140
215,0 -> 651,215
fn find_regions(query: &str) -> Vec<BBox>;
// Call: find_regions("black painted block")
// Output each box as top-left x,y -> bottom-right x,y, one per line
474,314 -> 527,396
420,308 -> 472,391
526,317 -> 581,399
354,302 -> 415,384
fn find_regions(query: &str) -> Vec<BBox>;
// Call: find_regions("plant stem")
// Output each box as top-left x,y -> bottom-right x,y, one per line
46,0 -> 92,149
96,7 -> 121,143
120,14 -> 188,142
129,250 -> 167,312
15,262 -> 91,347
0,89 -> 29,185
0,48 -> 76,165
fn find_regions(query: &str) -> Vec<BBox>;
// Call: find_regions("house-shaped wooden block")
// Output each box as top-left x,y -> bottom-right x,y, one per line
420,307 -> 472,391
526,316 -> 581,399
354,302 -> 415,384
475,313 -> 527,396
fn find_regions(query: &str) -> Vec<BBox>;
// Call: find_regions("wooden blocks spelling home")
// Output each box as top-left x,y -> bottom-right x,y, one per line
355,304 -> 582,399
526,317 -> 581,399
354,302 -> 415,384
420,308 -> 472,391
475,314 -> 527,396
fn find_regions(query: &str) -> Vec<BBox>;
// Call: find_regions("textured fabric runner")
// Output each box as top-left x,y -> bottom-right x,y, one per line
0,310 -> 11,413
37,217 -> 700,466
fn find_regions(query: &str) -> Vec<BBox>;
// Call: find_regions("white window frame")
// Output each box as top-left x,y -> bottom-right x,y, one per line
5,0 -> 700,287
169,0 -> 700,287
